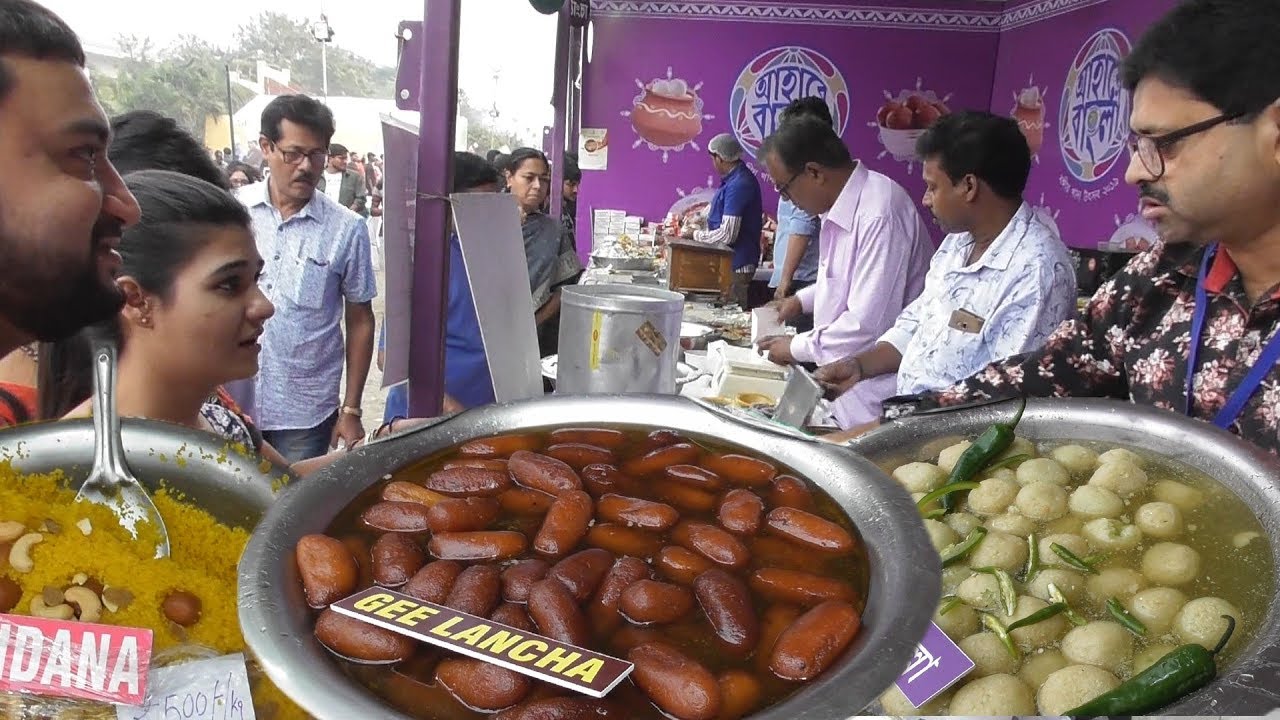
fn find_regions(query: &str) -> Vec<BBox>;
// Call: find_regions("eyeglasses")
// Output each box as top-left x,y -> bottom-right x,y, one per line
774,170 -> 803,201
271,142 -> 328,167
1128,111 -> 1247,180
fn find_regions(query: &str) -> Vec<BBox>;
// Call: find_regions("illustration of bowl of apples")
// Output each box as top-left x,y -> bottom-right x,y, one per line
874,83 -> 952,160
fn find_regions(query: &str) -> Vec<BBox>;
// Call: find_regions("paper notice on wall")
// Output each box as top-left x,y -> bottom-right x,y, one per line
579,129 -> 608,170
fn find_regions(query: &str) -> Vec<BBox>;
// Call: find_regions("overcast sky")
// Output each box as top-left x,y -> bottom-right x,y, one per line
42,0 -> 558,139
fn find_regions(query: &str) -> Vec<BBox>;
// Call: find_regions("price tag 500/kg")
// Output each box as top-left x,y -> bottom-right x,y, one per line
117,653 -> 255,720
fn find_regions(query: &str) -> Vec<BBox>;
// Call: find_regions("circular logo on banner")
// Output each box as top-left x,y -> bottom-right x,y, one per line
1059,28 -> 1132,183
730,46 -> 849,159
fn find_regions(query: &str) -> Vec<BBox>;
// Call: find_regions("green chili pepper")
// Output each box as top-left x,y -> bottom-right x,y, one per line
1083,552 -> 1111,566
917,481 -> 980,516
1107,597 -> 1148,636
1024,532 -> 1041,582
1066,615 -> 1236,717
940,527 -> 988,566
979,611 -> 1021,662
1051,542 -> 1099,574
1048,582 -> 1087,626
973,566 -> 1018,616
984,453 -> 1031,472
939,397 -> 1027,511
1006,602 -> 1066,632
921,508 -> 947,520
938,594 -> 964,616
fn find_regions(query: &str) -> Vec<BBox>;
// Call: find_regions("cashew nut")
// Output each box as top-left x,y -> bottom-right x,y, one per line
64,586 -> 103,623
72,573 -> 89,586
8,533 -> 42,573
102,586 -> 133,613
29,595 -> 74,620
0,521 -> 24,543
76,518 -> 92,536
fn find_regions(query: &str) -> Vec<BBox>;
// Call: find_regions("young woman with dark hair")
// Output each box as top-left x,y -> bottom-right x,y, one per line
40,170 -> 337,474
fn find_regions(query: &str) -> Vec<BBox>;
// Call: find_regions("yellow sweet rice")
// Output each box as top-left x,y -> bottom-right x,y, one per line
0,463 -> 307,720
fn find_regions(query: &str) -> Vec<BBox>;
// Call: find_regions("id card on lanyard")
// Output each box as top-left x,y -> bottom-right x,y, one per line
1185,242 -> 1280,428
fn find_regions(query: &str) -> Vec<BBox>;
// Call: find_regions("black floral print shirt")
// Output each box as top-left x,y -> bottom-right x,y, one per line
887,241 -> 1280,454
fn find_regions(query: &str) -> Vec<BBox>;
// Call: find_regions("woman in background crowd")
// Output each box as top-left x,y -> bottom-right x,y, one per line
225,161 -> 261,189
505,147 -> 583,358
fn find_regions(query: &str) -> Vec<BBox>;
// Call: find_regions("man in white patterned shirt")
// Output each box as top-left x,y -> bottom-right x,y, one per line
816,110 -> 1075,403
237,95 -> 377,462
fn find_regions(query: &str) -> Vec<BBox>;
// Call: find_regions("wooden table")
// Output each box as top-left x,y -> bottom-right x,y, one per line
666,237 -> 732,300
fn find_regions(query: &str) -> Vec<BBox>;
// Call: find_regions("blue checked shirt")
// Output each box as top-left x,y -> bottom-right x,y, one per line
880,202 -> 1076,395
770,198 -> 820,287
237,181 -> 378,431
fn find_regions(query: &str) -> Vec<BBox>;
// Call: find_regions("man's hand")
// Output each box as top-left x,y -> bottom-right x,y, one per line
814,355 -> 863,395
332,412 -> 365,450
756,335 -> 795,365
772,295 -> 803,322
773,281 -> 791,301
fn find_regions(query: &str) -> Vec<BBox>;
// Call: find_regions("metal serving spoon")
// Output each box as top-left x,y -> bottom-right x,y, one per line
73,339 -> 171,558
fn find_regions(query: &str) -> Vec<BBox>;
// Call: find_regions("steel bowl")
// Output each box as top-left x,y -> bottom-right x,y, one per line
0,419 -> 285,719
589,254 -> 657,272
847,397 -> 1280,715
239,395 -> 940,719
0,417 -> 281,529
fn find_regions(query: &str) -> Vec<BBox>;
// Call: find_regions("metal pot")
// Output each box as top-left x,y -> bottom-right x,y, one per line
239,395 -> 941,719
0,418 -> 280,529
847,397 -> 1280,714
557,285 -> 685,395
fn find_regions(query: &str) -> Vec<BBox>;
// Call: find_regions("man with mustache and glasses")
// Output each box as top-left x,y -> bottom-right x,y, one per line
236,95 -> 377,462
0,0 -> 142,425
823,0 -> 1280,454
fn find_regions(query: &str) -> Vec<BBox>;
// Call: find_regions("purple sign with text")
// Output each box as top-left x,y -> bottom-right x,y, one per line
577,0 -> 1177,258
894,621 -> 975,708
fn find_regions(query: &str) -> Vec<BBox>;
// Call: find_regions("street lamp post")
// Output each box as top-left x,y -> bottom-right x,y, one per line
310,14 -> 334,102
224,64 -> 237,160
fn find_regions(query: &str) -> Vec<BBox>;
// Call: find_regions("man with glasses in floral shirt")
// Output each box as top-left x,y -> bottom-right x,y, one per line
822,0 -> 1280,454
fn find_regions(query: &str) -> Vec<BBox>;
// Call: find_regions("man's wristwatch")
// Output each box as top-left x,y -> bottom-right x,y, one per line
340,405 -> 363,418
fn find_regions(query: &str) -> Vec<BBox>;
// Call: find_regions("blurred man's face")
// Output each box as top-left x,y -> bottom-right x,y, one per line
563,178 -> 580,202
0,57 -> 141,342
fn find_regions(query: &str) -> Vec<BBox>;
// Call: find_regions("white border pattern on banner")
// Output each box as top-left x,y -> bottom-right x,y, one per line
1000,0 -> 1111,30
590,2 -> 1003,31
591,0 -> 1112,31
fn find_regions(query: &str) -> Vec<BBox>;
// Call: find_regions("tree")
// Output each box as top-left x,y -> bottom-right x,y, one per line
92,35 -> 252,137
87,12 -> 524,150
230,12 -> 396,98
457,89 -> 529,153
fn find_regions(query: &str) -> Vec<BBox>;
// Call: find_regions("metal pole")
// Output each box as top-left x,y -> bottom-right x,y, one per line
406,0 -> 460,418
548,5 -> 570,220
567,24 -> 583,167
225,64 -> 237,160
321,41 -> 329,103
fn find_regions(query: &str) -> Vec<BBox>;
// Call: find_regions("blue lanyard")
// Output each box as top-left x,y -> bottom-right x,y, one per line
1184,243 -> 1280,428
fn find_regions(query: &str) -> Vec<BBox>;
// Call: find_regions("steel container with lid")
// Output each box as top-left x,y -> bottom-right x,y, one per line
556,284 -> 685,395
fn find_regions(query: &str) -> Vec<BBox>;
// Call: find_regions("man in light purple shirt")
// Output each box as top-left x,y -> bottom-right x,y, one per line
756,116 -> 933,428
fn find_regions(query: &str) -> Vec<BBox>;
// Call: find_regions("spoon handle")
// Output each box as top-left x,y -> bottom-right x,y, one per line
91,338 -> 129,487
